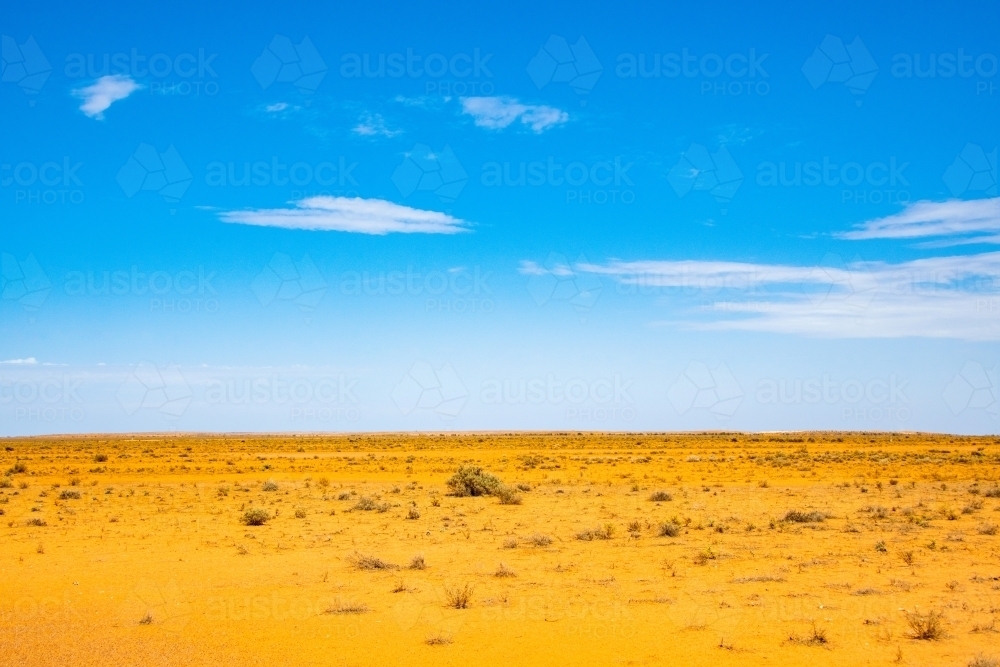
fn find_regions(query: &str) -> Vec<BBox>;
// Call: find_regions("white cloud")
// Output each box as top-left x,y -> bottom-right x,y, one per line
577,252 -> 1000,340
265,102 -> 289,113
0,357 -> 38,365
838,198 -> 1000,244
353,113 -> 402,138
460,96 -> 568,133
219,196 -> 470,235
73,75 -> 141,119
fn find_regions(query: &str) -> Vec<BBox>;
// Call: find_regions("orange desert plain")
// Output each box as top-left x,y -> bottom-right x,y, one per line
1,432 -> 999,666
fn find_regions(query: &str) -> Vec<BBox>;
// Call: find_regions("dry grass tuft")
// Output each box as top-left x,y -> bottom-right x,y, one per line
350,552 -> 398,570
733,574 -> 785,583
789,623 -> 828,646
409,554 -> 427,570
649,491 -> 673,502
784,510 -> 826,523
527,533 -> 553,547
906,610 -> 944,640
241,508 -> 270,526
325,599 -> 369,614
496,486 -> 523,505
577,523 -> 615,541
495,562 -> 517,578
444,583 -> 474,609
659,521 -> 680,537
425,633 -> 452,646
353,496 -> 390,512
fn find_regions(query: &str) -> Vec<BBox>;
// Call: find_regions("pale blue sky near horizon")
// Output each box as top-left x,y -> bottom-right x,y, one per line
1,0 -> 998,435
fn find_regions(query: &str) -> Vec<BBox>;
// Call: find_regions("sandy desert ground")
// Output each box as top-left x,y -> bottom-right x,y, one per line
1,432 -> 999,666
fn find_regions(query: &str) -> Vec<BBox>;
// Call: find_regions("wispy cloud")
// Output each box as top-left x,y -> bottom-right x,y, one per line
576,252 -> 1000,340
265,102 -> 290,113
838,198 -> 1000,245
73,74 -> 141,119
219,196 -> 470,235
352,113 -> 402,138
0,357 -> 38,365
460,96 -> 568,133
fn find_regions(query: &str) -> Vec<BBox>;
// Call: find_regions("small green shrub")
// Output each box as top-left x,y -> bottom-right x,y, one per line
446,466 -> 502,497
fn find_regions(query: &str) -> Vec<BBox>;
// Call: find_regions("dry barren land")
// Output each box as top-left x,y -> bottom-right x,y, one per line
1,432 -> 999,666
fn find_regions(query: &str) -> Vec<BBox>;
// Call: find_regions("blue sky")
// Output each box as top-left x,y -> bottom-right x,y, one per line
1,0 -> 998,435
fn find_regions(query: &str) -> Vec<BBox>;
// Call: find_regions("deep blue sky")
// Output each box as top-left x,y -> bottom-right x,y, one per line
1,0 -> 998,434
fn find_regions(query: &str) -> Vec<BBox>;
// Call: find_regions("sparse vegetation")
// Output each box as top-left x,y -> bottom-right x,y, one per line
527,533 -> 552,547
969,655 -> 999,667
324,599 -> 369,614
906,610 -> 944,640
496,485 -> 523,505
446,466 -> 502,497
658,521 -> 681,537
577,523 -> 615,540
4,432 -> 998,663
445,583 -> 474,609
240,508 -> 270,526
350,552 -> 397,570
495,562 -> 516,578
